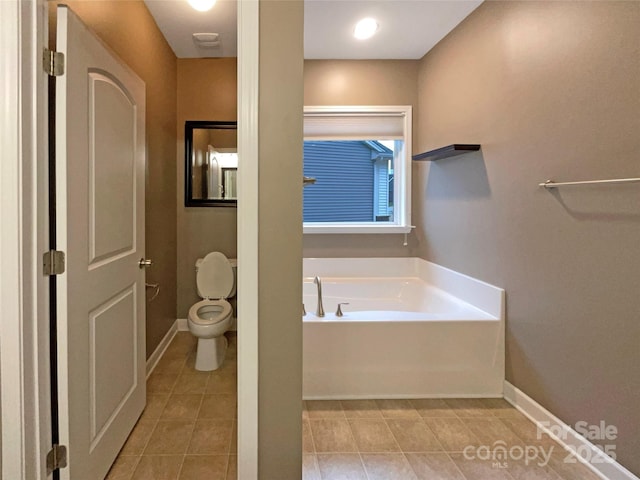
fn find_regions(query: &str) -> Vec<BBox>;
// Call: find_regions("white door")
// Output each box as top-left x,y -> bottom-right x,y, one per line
55,6 -> 146,479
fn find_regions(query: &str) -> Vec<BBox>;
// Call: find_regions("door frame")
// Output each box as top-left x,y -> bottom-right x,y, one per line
236,0 -> 259,478
0,0 -> 262,478
0,0 -> 51,479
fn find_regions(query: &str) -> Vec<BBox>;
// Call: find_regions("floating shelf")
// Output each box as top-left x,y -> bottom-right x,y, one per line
412,144 -> 481,162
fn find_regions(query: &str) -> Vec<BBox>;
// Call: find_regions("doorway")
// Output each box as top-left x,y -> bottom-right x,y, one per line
0,0 -> 264,478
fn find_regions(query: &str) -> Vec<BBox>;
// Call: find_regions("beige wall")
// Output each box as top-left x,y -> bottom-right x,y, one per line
258,1 -> 304,477
303,60 -> 419,258
49,0 -> 178,358
414,1 -> 640,474
176,58 -> 237,318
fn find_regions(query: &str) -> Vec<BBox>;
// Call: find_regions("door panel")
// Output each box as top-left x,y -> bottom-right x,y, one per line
55,6 -> 146,479
88,72 -> 137,266
89,285 -> 137,449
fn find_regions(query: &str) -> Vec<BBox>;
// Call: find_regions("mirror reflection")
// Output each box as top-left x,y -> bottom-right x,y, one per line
185,121 -> 237,206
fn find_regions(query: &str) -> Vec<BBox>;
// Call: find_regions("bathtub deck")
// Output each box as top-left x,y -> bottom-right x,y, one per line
303,277 -> 495,318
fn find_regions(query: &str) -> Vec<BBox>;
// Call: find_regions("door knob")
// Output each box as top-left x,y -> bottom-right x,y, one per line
138,258 -> 153,269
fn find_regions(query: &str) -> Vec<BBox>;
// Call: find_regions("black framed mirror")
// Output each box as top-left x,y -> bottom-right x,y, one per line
185,120 -> 238,207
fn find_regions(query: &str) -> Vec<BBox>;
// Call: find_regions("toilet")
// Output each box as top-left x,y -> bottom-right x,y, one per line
187,251 -> 237,371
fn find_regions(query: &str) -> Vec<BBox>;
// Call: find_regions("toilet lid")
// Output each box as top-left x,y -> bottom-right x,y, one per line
196,252 -> 234,299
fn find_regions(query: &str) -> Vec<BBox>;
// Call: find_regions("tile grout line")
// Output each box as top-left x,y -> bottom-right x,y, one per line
444,411 -> 507,478
226,335 -> 238,480
308,401 -> 365,479
352,406 -> 412,479
318,400 -> 366,480
228,419 -> 235,454
410,414 -> 447,453
494,416 -> 571,480
357,451 -> 372,480
133,345 -> 184,473
128,453 -> 231,457
132,338 -> 189,479
174,343 -> 201,480
439,402 -> 518,480
137,413 -> 160,457
222,335 -> 238,479
308,417 -> 319,455
446,415 -> 483,453
223,418 -> 235,478
381,407 -> 452,475
379,413 -> 421,480
445,451 -> 472,480
119,455 -> 141,480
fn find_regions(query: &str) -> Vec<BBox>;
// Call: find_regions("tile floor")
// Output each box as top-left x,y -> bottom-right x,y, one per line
302,398 -> 603,480
109,332 -> 602,480
107,332 -> 237,480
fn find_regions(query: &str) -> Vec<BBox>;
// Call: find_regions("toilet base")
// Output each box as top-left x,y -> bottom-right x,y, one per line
195,335 -> 228,371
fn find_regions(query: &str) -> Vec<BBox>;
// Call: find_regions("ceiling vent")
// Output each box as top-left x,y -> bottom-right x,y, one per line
193,33 -> 221,48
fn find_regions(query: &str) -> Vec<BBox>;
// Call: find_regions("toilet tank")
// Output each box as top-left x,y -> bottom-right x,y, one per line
195,257 -> 237,299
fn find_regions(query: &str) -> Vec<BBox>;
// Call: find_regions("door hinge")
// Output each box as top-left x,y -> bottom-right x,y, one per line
43,48 -> 65,76
46,444 -> 68,474
43,250 -> 66,276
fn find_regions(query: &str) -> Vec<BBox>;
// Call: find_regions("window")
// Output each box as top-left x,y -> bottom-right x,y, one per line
303,106 -> 412,234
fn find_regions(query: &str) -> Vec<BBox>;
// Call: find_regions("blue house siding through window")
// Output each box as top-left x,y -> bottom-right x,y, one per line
303,140 -> 392,222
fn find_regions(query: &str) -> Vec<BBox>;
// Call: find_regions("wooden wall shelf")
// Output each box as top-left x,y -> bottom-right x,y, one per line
412,144 -> 481,162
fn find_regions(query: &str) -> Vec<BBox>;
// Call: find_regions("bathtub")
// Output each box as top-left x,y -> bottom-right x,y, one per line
302,258 -> 505,399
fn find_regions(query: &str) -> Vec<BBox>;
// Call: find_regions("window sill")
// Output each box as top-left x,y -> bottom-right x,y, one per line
303,224 -> 413,234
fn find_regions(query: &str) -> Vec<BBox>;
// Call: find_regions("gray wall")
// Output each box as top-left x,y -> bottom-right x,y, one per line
413,1 -> 640,474
303,60 -> 419,258
176,58 -> 237,318
258,1 -> 304,477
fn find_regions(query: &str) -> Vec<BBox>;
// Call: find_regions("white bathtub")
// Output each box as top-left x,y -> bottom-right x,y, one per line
302,258 -> 505,399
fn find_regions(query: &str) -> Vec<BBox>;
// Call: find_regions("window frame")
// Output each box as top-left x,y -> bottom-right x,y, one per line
302,105 -> 412,234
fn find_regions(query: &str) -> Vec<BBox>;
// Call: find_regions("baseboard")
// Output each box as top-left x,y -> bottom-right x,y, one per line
145,320 -> 178,378
303,393 -> 503,401
503,381 -> 639,480
176,318 -> 188,331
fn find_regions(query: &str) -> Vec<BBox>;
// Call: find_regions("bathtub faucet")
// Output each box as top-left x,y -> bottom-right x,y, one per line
313,276 -> 325,317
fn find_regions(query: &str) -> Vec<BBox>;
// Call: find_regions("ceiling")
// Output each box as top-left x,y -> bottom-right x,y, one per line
144,0 -> 482,60
145,0 -> 238,58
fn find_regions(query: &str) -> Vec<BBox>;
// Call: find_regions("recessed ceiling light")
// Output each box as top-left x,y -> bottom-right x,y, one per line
353,18 -> 378,40
188,0 -> 216,12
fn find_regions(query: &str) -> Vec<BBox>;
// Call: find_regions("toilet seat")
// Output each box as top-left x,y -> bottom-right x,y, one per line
188,299 -> 232,326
